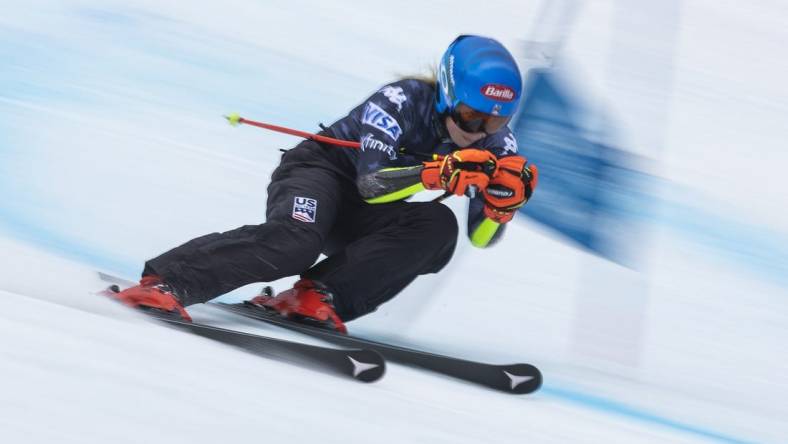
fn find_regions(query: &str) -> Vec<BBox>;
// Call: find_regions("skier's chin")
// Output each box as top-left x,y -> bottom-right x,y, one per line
445,116 -> 486,147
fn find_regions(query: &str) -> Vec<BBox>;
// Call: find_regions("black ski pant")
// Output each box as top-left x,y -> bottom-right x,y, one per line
144,141 -> 458,321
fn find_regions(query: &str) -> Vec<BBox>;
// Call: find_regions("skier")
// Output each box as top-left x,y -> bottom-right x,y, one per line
111,35 -> 538,333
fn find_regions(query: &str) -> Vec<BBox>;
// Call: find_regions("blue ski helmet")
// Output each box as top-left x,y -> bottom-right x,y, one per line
436,35 -> 522,119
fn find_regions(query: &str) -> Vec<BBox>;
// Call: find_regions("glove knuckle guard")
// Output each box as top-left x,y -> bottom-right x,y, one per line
420,161 -> 443,190
421,149 -> 499,195
481,155 -> 538,224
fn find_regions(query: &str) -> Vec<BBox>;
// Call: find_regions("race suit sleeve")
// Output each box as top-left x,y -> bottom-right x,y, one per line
467,195 -> 507,247
353,86 -> 427,203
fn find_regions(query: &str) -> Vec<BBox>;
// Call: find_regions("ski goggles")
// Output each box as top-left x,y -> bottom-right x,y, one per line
450,103 -> 512,134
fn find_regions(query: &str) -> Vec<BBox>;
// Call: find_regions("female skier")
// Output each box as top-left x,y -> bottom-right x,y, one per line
112,35 -> 538,333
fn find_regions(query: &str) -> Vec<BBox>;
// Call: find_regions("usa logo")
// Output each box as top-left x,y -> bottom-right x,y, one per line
361,102 -> 402,141
292,197 -> 317,223
481,84 -> 516,102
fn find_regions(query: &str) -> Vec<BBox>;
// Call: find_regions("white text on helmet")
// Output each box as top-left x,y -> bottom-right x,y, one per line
481,84 -> 516,102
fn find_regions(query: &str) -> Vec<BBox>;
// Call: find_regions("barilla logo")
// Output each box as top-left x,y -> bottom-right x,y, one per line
481,84 -> 516,102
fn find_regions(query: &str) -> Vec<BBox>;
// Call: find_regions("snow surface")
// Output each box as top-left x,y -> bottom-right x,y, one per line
1,1 -> 787,443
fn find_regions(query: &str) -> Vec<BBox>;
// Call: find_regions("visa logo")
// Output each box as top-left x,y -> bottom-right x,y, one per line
362,102 -> 402,141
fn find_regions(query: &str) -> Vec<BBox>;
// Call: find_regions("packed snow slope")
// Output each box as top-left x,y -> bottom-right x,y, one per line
1,1 -> 787,443
2,237 -> 724,444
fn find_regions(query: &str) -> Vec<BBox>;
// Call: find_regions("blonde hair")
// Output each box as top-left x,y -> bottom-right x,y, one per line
397,63 -> 438,88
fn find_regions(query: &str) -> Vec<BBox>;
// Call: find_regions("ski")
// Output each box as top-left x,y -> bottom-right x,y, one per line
211,301 -> 542,394
98,285 -> 385,383
153,316 -> 385,383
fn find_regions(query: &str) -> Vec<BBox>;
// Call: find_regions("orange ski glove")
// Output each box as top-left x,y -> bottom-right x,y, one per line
421,149 -> 498,196
481,155 -> 538,224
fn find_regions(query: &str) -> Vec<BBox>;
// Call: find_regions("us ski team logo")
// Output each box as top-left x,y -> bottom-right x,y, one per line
292,197 -> 317,223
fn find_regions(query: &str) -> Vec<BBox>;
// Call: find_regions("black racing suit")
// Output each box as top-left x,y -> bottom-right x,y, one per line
144,79 -> 522,321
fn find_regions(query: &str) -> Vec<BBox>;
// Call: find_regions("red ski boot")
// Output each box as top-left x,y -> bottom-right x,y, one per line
107,275 -> 192,322
249,279 -> 347,333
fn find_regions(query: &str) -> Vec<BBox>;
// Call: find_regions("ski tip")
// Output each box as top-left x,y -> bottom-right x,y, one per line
225,112 -> 242,126
345,350 -> 386,383
501,363 -> 543,395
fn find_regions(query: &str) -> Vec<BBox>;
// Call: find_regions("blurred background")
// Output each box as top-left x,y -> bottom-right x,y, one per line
1,0 -> 786,443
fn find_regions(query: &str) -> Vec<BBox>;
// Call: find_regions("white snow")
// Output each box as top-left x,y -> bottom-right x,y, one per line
1,1 -> 787,443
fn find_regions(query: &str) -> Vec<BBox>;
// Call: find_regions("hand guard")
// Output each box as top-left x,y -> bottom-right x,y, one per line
421,149 -> 498,197
481,155 -> 538,224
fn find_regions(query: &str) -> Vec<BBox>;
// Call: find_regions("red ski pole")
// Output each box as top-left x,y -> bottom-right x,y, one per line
225,112 -> 455,203
224,112 -> 361,149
